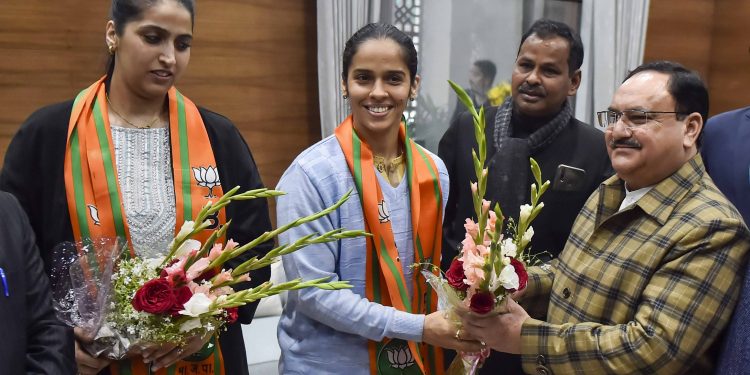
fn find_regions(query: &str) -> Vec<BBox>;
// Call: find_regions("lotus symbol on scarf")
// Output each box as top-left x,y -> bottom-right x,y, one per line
192,166 -> 221,198
378,200 -> 390,223
387,345 -> 415,370
87,204 -> 101,226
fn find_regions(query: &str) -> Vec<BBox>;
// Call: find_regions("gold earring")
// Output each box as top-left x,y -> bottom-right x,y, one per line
108,44 -> 116,55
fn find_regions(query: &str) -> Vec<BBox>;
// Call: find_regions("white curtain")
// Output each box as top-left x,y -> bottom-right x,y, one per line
317,0 -> 382,137
575,0 -> 650,128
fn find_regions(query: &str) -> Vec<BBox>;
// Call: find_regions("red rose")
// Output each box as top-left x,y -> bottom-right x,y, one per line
132,278 -> 177,314
469,291 -> 495,314
446,258 -> 470,291
510,258 -> 528,292
169,286 -> 194,317
225,307 -> 239,324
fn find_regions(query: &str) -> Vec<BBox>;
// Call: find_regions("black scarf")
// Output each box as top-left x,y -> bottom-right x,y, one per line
486,97 -> 572,220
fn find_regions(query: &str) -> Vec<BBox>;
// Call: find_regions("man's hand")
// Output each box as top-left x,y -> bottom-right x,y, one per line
422,311 -> 485,352
74,327 -> 112,375
456,297 -> 529,354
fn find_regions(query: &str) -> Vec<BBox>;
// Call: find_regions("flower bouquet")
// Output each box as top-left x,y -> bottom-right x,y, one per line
50,187 -> 364,360
419,81 -> 549,374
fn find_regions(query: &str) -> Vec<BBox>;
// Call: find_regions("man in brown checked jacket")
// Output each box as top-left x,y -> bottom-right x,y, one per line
458,61 -> 750,374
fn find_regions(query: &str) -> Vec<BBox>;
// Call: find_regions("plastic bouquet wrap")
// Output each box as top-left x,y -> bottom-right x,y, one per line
49,187 -> 363,360
419,81 -> 549,374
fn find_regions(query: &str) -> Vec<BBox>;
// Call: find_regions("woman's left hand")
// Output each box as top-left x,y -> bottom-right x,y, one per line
142,333 -> 212,371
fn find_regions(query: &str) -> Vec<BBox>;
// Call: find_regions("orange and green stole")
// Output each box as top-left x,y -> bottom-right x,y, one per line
63,77 -> 227,375
334,115 -> 445,375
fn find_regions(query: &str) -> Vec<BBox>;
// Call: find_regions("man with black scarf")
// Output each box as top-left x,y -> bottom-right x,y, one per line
438,19 -> 613,374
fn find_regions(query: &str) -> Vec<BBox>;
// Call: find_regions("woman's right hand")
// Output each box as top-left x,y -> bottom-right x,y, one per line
421,311 -> 485,352
74,327 -> 112,375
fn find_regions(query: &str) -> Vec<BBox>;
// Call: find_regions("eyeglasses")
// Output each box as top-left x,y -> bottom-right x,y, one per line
596,109 -> 687,130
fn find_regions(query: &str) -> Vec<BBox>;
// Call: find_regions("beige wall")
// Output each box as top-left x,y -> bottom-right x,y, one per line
0,0 -> 321,202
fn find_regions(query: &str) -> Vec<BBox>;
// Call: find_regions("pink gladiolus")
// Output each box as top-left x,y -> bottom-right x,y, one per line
189,281 -> 210,295
208,243 -> 224,261
481,199 -> 491,214
212,286 -> 235,297
486,211 -> 497,234
470,182 -> 478,195
213,271 -> 234,285
464,219 -> 479,239
476,244 -> 490,257
225,239 -> 239,251
164,257 -> 188,277
461,233 -> 477,255
235,273 -> 251,282
186,258 -> 211,280
462,248 -> 486,288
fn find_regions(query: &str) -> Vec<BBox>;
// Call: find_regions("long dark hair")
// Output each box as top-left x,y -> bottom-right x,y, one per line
105,0 -> 196,77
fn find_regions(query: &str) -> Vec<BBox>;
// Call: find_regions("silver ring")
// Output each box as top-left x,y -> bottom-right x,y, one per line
454,328 -> 462,341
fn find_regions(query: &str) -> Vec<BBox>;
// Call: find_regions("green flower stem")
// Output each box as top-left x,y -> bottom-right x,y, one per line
206,189 -> 355,270
211,278 -> 352,310
159,187 -> 285,268
230,229 -> 369,277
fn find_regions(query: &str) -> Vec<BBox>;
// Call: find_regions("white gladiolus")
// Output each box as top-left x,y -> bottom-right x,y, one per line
176,221 -> 195,240
502,238 -> 517,258
174,239 -> 201,258
522,227 -> 535,246
519,204 -> 533,223
179,293 -> 212,317
180,318 -> 202,332
499,264 -> 519,290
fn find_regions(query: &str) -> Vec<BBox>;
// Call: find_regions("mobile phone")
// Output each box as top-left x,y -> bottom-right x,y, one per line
553,164 -> 586,192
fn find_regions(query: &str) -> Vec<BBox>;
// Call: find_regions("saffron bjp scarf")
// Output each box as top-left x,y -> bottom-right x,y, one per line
63,76 -> 226,375
335,115 -> 444,375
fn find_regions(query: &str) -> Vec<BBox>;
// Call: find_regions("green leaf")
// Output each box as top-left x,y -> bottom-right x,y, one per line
530,157 -> 542,186
448,80 -> 478,118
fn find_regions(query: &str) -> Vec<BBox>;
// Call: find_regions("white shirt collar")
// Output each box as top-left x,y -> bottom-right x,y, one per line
618,184 -> 654,212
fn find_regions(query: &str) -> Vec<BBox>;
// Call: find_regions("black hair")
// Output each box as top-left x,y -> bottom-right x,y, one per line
624,60 -> 709,146
518,19 -> 584,75
341,23 -> 418,85
473,60 -> 497,83
106,0 -> 196,77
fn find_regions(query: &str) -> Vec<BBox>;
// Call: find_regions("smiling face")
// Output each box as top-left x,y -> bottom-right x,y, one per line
511,34 -> 580,119
106,0 -> 193,100
341,38 -> 419,142
605,71 -> 702,189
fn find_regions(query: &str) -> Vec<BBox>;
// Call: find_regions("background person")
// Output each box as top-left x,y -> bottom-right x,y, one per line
0,1 -> 273,374
438,19 -> 612,373
0,191 -> 76,374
